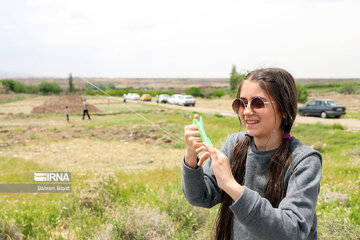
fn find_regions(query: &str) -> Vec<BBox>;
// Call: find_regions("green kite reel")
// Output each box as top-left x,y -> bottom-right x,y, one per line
193,116 -> 213,147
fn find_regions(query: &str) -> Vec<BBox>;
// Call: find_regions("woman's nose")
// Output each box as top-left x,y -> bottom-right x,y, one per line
243,105 -> 254,115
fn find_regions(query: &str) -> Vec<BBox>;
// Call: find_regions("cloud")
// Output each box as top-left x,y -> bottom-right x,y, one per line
1,0 -> 360,78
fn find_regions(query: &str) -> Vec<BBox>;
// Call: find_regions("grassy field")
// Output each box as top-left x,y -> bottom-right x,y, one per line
303,81 -> 360,94
0,96 -> 359,239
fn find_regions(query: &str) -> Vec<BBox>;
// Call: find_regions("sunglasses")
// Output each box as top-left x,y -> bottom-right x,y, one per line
232,97 -> 273,113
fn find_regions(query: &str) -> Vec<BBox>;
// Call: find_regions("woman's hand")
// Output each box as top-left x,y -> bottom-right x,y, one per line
184,114 -> 203,168
197,142 -> 244,201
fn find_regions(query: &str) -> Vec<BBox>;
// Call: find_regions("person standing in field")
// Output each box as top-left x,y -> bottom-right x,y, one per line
182,68 -> 322,240
64,106 -> 70,122
123,94 -> 127,103
82,98 -> 91,120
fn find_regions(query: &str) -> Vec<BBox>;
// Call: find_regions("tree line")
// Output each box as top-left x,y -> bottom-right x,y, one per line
0,79 -> 62,94
1,70 -> 358,102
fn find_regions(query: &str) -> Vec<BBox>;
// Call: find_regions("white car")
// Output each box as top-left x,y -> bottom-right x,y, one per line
157,94 -> 170,103
126,93 -> 140,100
168,94 -> 195,106
168,94 -> 184,105
183,95 -> 196,106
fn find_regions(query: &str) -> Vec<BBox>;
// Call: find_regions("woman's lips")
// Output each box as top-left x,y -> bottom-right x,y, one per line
245,119 -> 260,126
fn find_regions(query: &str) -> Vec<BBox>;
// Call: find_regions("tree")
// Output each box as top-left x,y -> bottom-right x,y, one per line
68,73 -> 75,92
229,65 -> 239,91
0,79 -> 27,93
229,65 -> 248,91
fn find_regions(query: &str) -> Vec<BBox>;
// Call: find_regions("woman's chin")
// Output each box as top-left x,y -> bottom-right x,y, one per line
245,129 -> 257,136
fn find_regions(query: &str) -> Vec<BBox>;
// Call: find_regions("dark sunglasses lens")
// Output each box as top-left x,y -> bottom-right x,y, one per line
232,99 -> 246,112
252,98 -> 265,109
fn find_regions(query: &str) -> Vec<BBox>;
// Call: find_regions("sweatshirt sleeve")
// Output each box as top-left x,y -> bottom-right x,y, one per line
230,154 -> 322,240
181,157 -> 223,208
181,133 -> 243,208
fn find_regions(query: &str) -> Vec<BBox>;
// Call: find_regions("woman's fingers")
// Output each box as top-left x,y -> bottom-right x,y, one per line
198,152 -> 210,166
197,143 -> 217,167
184,130 -> 200,138
193,114 -> 200,121
195,146 -> 206,153
202,142 -> 217,156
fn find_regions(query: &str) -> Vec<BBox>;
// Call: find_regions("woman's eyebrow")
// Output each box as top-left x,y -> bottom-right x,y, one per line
239,96 -> 267,100
252,96 -> 267,100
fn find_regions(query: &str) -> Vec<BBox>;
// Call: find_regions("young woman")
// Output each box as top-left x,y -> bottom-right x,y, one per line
182,68 -> 322,240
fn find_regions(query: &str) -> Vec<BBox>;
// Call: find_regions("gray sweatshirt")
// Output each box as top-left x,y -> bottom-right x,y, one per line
182,131 -> 322,240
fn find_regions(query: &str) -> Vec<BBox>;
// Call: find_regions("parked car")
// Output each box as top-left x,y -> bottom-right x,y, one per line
298,99 -> 346,118
140,94 -> 152,101
168,94 -> 184,105
157,94 -> 170,103
183,95 -> 196,106
167,94 -> 196,106
127,93 -> 140,100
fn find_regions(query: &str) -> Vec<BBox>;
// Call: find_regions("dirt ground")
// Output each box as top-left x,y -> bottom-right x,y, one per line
0,92 -> 359,175
31,96 -> 102,114
0,96 -> 184,173
0,123 -> 181,174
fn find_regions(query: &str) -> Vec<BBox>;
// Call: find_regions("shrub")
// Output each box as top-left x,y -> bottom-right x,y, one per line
113,204 -> 175,240
85,89 -> 96,96
27,85 -> 39,94
297,83 -> 308,103
185,87 -> 203,97
0,79 -> 27,93
337,82 -> 357,95
38,81 -> 62,95
211,89 -> 225,98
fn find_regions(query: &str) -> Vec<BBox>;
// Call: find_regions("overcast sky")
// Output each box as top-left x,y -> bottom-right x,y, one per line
1,0 -> 360,78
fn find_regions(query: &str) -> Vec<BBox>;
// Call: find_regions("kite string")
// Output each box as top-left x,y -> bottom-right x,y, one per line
79,77 -> 198,152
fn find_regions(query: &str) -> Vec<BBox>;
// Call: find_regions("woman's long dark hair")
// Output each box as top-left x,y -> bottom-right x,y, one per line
215,68 -> 298,240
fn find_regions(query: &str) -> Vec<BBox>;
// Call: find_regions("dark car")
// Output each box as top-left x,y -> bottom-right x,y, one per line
298,99 -> 346,118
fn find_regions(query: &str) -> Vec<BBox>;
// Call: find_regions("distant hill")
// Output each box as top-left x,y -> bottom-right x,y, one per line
0,71 -> 39,79
2,76 -> 360,90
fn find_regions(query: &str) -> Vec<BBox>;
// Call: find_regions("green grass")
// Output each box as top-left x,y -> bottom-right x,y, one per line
342,111 -> 360,120
0,96 -> 26,104
303,80 -> 360,93
0,106 -> 359,239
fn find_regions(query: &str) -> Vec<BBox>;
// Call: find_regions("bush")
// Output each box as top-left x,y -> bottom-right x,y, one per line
0,79 -> 16,91
85,89 -> 96,96
27,85 -> 39,94
185,87 -> 203,97
38,81 -> 62,95
113,204 -> 175,240
297,83 -> 308,103
337,82 -> 357,95
211,89 -> 225,98
0,79 -> 27,93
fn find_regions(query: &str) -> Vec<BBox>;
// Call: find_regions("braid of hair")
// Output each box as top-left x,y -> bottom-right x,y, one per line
215,135 -> 252,240
265,138 -> 292,207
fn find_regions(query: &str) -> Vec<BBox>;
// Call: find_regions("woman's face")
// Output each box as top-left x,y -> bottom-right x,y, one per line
238,80 -> 283,140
